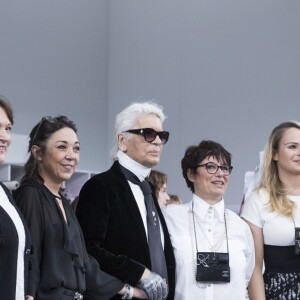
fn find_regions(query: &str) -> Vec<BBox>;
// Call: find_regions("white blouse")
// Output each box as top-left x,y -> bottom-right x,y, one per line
240,188 -> 300,246
163,194 -> 254,300
0,185 -> 26,300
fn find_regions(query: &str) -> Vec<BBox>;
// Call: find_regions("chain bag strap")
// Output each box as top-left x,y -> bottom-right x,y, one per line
192,200 -> 230,283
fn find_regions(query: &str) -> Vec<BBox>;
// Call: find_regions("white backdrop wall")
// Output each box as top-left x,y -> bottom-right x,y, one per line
107,0 -> 300,211
0,0 -> 109,172
1,0 -> 300,211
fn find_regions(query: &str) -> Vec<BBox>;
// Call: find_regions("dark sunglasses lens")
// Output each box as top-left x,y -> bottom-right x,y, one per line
143,128 -> 157,142
143,129 -> 169,144
159,131 -> 169,144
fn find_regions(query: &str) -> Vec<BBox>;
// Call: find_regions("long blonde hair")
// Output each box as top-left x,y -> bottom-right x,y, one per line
257,121 -> 300,218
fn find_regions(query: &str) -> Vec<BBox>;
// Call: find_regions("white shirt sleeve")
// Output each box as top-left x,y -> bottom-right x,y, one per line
240,189 -> 296,246
244,221 -> 255,285
240,189 -> 267,228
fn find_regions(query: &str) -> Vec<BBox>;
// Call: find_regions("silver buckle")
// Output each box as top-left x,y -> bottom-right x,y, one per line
74,292 -> 83,300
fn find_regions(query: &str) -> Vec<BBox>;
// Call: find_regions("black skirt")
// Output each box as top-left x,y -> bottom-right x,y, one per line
264,245 -> 300,300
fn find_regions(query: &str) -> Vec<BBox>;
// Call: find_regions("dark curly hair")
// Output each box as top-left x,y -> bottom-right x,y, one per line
181,140 -> 232,193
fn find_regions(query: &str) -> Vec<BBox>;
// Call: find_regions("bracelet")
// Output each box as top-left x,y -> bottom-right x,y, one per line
122,284 -> 134,300
128,285 -> 134,299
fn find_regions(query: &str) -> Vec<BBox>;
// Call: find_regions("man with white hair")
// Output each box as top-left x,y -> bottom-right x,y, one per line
76,101 -> 175,300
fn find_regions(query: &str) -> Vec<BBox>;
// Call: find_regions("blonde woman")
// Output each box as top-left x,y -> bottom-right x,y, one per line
241,121 -> 300,299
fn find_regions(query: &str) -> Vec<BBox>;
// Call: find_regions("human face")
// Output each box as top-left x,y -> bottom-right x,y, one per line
188,156 -> 230,204
118,114 -> 165,168
157,183 -> 170,209
38,127 -> 80,187
0,107 -> 12,164
274,127 -> 300,179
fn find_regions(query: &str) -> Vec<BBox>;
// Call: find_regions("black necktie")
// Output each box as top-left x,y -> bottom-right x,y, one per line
120,165 -> 168,280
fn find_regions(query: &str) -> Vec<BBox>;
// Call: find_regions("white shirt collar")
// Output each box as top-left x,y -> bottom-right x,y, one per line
191,193 -> 225,221
117,150 -> 151,181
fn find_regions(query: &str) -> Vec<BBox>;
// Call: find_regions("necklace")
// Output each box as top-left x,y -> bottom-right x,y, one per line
190,200 -> 229,287
193,212 -> 226,252
192,201 -> 229,253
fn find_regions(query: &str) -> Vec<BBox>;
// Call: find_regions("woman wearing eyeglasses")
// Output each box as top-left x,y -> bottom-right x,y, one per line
14,115 -> 147,300
0,96 -> 31,300
163,140 -> 255,300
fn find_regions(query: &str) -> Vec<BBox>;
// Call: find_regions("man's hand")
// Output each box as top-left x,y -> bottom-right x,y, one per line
137,271 -> 168,300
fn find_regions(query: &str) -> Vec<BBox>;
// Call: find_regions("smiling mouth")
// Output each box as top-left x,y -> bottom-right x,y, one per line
212,181 -> 224,185
62,164 -> 74,170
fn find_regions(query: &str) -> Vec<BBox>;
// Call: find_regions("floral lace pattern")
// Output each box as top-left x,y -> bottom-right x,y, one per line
264,272 -> 300,300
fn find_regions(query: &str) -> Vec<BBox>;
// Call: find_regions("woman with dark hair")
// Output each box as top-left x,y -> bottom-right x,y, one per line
241,121 -> 300,299
0,95 -> 31,300
163,140 -> 255,299
14,115 -> 147,300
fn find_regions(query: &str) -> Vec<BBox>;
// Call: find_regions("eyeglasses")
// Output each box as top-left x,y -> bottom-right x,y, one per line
124,128 -> 170,144
197,162 -> 233,175
31,116 -> 58,144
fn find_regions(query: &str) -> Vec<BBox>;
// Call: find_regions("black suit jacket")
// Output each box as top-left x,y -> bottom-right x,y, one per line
76,161 -> 175,300
0,182 -> 31,299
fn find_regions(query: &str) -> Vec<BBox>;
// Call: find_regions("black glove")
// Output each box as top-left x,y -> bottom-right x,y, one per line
137,271 -> 168,300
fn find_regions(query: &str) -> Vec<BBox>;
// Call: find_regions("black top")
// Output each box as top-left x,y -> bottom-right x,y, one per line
264,244 -> 300,273
76,161 -> 176,300
14,180 -> 123,300
0,182 -> 31,300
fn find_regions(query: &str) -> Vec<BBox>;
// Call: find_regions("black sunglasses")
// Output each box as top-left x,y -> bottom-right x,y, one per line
31,116 -> 58,144
124,128 -> 170,144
